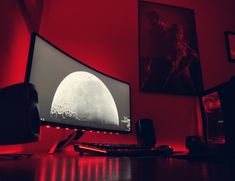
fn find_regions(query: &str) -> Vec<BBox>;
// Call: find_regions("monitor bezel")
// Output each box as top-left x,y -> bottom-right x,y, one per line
24,32 -> 132,134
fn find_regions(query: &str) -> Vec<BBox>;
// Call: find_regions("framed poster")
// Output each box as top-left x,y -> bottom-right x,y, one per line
139,1 -> 203,96
225,31 -> 235,62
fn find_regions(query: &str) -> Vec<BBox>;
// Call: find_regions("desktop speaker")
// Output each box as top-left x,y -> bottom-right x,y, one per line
0,83 -> 40,144
136,119 -> 156,147
185,135 -> 207,153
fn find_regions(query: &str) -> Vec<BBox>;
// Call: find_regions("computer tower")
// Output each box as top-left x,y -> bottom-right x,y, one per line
200,76 -> 235,154
136,119 -> 156,147
0,83 -> 40,144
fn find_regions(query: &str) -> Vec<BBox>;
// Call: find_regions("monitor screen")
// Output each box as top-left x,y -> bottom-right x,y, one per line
25,33 -> 131,133
200,87 -> 225,144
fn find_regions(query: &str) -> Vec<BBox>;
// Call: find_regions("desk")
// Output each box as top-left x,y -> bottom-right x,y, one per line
0,152 -> 234,181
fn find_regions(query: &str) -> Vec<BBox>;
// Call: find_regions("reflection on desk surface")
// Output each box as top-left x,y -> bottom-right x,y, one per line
0,152 -> 234,181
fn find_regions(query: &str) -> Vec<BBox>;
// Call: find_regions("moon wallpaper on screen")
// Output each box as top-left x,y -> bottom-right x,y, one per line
50,71 -> 119,128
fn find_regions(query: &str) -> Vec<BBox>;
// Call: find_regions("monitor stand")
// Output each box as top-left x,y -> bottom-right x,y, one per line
48,130 -> 84,153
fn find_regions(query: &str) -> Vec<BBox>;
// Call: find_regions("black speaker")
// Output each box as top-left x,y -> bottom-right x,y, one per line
185,135 -> 207,153
0,83 -> 40,144
136,119 -> 156,147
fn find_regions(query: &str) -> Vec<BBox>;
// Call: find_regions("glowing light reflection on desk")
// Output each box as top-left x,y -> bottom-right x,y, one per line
36,155 -> 131,181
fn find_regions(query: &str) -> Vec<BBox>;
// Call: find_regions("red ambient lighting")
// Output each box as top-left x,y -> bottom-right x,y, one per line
79,145 -> 107,153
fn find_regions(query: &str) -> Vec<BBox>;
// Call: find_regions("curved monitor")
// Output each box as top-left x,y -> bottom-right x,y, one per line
25,33 -> 131,133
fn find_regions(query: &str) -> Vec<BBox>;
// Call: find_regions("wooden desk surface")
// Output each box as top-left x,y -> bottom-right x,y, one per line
0,152 -> 234,181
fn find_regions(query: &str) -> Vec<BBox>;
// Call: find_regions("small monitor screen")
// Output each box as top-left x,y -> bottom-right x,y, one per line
201,91 -> 225,144
25,33 -> 131,133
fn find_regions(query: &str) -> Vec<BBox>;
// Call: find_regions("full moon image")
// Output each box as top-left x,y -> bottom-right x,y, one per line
50,71 -> 119,128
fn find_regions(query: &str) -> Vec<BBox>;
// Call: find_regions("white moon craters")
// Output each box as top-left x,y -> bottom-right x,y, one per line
50,71 -> 119,128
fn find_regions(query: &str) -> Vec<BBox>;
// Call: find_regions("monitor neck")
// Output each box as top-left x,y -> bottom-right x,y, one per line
48,130 -> 84,153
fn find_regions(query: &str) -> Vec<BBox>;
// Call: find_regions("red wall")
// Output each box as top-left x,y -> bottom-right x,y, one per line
1,0 -> 235,152
0,0 -> 30,88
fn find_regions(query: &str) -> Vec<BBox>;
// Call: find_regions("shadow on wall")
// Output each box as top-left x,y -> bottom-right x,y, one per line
18,0 -> 44,33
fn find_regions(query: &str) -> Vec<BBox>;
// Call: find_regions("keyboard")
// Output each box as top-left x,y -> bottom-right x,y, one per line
74,142 -> 174,156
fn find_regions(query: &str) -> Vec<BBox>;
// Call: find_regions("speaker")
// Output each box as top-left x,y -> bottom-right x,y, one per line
0,83 -> 40,144
136,119 -> 156,147
185,135 -> 207,153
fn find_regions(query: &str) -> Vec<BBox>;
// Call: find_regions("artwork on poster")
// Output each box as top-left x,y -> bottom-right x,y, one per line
139,1 -> 203,96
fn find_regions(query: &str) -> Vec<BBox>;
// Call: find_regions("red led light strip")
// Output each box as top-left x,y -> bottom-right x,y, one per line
45,125 -> 119,135
79,145 -> 107,153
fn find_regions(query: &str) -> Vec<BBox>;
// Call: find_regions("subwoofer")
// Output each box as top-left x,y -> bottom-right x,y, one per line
136,119 -> 156,147
0,83 -> 40,144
